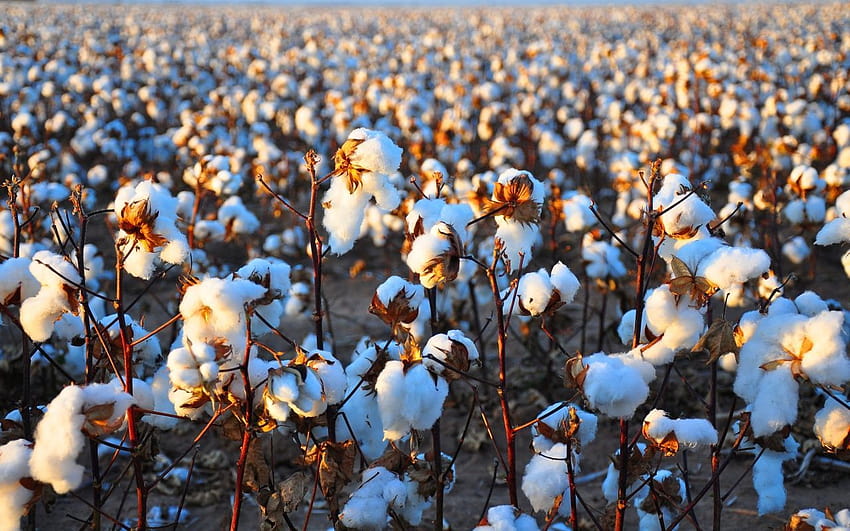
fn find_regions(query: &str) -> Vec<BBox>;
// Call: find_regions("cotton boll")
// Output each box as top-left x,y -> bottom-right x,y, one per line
698,246 -> 771,290
582,353 -> 650,418
814,398 -> 850,450
782,236 -> 810,264
800,311 -> 850,385
643,409 -> 717,448
550,262 -> 580,304
654,174 -> 715,238
20,290 -> 71,342
522,443 -> 570,514
531,403 -> 597,453
143,366 -> 179,430
375,360 -> 409,440
403,364 -> 448,431
309,351 -> 346,405
517,270 -> 553,316
0,257 -> 39,304
750,368 -> 799,437
0,439 -> 34,531
753,436 -> 799,515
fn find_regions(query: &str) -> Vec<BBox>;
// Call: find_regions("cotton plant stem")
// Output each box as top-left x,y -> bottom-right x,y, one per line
231,318 -> 256,531
74,190 -> 103,531
426,287 -> 445,530
617,161 -> 660,531
113,246 -> 147,530
566,436 -> 578,530
485,262 -> 518,507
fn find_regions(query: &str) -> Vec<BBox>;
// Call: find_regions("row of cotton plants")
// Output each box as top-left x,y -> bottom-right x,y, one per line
2,121 -> 849,530
1,3 -> 850,531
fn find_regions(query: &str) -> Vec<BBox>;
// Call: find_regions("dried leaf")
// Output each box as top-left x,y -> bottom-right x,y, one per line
668,256 -> 718,307
82,402 -> 123,438
118,199 -> 169,252
693,318 -> 739,364
243,438 -> 270,492
563,355 -> 588,390
277,471 -> 311,513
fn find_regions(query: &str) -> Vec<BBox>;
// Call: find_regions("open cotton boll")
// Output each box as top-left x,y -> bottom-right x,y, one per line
30,384 -> 134,493
20,290 -> 72,342
562,192 -> 596,232
375,360 -> 409,440
522,443 -> 571,515
654,174 -> 715,238
632,469 -> 686,531
108,377 -> 155,412
402,364 -> 448,431
800,311 -> 850,384
814,398 -> 850,450
582,353 -> 650,418
643,409 -> 717,448
698,246 -> 771,290
113,180 -> 189,279
0,257 -> 39,305
179,277 -> 266,351
474,505 -> 540,531
421,329 -> 479,376
494,221 -> 539,272
782,236 -> 811,264
794,291 -> 829,316
0,439 -> 34,531
218,196 -> 260,236
753,436 -> 799,515
531,402 -> 597,453
517,270 -> 553,316
550,262 -> 580,303
345,128 -> 403,176
308,351 -> 346,405
339,466 -> 405,530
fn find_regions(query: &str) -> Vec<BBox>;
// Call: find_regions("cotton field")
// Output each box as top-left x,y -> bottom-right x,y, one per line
1,2 -> 850,530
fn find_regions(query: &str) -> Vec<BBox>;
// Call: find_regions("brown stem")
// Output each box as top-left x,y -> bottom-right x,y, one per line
566,436 -> 578,530
113,245 -> 147,530
231,316 -> 256,531
485,258 -> 518,507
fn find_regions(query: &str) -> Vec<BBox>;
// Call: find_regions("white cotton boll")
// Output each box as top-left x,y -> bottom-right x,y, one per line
517,270 -> 553,316
422,330 -> 479,375
531,403 -> 597,453
800,311 -> 850,385
20,290 -> 71,342
218,196 -> 260,235
0,439 -> 34,531
403,364 -> 448,431
644,286 -> 679,336
816,216 -> 850,246
180,277 -> 265,349
405,223 -> 453,289
494,221 -> 538,272
323,179 -> 372,255
618,309 -> 640,345
699,247 -> 771,290
361,172 -> 401,212
562,192 -> 596,232
782,236 -> 810,264
144,366 -> 179,430
751,368 -> 799,437
289,369 -> 326,418
375,360 -> 409,441
346,128 -> 403,176
632,469 -> 685,531
309,351 -> 346,405
406,198 -> 446,235
814,398 -> 850,449
522,443 -> 570,514
336,387 -> 386,460
550,262 -> 580,304
654,174 -> 715,237
753,446 -> 794,515
643,409 -> 717,447
795,291 -> 828,317
582,353 -> 650,418
0,257 -> 39,304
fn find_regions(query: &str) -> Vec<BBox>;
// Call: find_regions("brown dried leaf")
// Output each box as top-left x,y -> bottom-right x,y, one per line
118,199 -> 169,252
563,355 -> 588,390
82,402 -> 123,438
277,471 -> 311,513
317,440 -> 357,512
693,318 -> 739,365
242,438 -> 271,493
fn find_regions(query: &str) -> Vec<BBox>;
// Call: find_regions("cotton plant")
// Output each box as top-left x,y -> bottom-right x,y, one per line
113,179 -> 189,280
375,352 -> 449,441
630,469 -> 688,531
652,173 -> 716,240
233,258 -> 292,336
369,276 -> 427,338
322,128 -> 403,254
421,329 -> 480,380
337,466 -> 406,530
